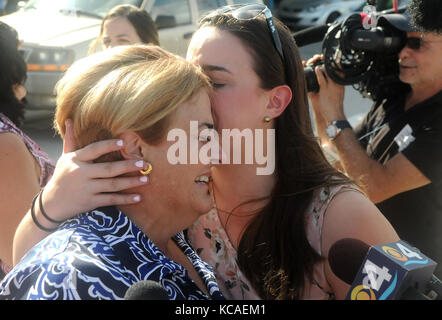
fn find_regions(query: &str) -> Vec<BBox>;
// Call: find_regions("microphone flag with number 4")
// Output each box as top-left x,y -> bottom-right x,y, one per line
347,240 -> 437,300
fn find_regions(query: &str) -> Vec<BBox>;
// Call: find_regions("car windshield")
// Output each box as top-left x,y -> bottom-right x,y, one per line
23,0 -> 142,18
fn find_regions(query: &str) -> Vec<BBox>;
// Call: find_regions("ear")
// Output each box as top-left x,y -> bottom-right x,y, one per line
118,131 -> 144,160
12,83 -> 26,101
266,85 -> 293,119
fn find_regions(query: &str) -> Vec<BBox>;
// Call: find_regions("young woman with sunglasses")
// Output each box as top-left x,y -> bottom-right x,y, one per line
308,2 -> 442,279
10,4 -> 399,300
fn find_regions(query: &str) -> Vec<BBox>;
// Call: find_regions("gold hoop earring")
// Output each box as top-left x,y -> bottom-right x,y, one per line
264,116 -> 271,123
140,162 -> 153,176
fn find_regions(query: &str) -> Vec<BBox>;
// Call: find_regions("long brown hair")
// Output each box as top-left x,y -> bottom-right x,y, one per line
198,13 -> 352,299
0,21 -> 27,127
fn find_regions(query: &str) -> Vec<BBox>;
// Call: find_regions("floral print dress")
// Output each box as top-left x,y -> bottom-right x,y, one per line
187,184 -> 362,300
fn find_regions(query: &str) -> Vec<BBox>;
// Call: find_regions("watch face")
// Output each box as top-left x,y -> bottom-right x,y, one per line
326,124 -> 338,139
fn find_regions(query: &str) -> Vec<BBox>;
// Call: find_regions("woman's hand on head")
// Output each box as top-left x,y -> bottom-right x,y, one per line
40,119 -> 150,223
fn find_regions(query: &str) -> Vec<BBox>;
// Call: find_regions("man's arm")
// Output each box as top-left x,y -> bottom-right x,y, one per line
309,65 -> 430,203
332,128 -> 430,203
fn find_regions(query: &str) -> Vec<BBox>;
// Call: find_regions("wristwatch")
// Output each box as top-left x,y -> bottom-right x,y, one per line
325,120 -> 352,141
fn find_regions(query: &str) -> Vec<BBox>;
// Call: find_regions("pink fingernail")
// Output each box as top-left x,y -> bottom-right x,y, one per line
135,160 -> 144,168
140,176 -> 148,183
133,195 -> 141,202
117,140 -> 124,147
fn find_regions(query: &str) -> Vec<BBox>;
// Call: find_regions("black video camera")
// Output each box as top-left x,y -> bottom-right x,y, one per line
304,5 -> 410,101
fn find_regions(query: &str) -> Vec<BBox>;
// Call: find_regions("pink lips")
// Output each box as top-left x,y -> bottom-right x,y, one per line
400,64 -> 416,69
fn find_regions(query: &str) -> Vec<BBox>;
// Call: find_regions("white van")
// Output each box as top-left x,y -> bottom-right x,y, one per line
0,0 -> 263,117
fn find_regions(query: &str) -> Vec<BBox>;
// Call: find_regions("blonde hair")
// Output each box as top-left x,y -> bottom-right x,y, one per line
54,45 -> 211,155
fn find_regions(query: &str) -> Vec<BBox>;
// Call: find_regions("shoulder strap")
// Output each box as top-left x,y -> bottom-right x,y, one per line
307,185 -> 364,256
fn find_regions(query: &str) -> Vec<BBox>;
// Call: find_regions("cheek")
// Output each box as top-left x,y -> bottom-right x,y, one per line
211,89 -> 263,130
210,93 -> 234,128
405,60 -> 431,83
149,163 -> 188,208
159,165 -> 211,214
128,32 -> 142,45
422,60 -> 439,80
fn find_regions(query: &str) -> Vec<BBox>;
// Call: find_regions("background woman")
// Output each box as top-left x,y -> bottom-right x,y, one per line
0,21 -> 54,279
89,4 -> 159,53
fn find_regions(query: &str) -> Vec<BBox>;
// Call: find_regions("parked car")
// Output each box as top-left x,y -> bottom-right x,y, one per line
278,0 -> 411,30
1,0 -> 29,16
277,0 -> 366,30
0,0 -> 263,118
353,0 -> 411,13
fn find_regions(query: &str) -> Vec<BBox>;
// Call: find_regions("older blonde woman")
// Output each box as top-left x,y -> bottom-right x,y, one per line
0,45 -> 223,300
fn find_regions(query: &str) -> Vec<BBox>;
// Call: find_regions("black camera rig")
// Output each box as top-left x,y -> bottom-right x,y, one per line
304,2 -> 411,101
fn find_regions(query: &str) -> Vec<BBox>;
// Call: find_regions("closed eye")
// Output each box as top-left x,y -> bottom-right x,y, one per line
209,80 -> 225,89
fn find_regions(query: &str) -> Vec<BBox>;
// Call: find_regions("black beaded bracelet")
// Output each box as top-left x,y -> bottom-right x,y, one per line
30,190 -> 59,233
39,187 -> 65,224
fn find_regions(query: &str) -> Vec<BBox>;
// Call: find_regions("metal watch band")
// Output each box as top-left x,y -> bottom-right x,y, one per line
333,120 -> 352,130
326,120 -> 352,141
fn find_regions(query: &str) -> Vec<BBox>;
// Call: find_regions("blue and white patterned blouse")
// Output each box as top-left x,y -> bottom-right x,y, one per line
0,207 -> 224,300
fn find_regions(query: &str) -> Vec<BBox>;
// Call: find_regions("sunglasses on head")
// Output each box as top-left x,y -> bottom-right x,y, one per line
202,4 -> 285,62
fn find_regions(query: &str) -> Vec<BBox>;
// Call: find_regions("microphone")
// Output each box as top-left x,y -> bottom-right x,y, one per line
292,24 -> 330,47
328,238 -> 440,300
124,280 -> 170,300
